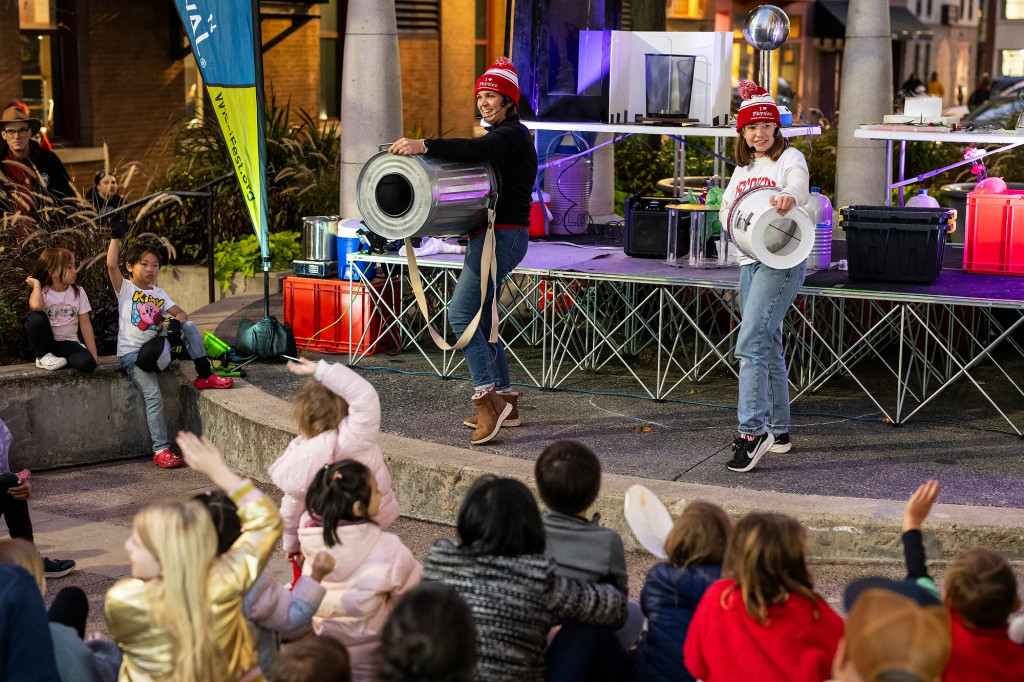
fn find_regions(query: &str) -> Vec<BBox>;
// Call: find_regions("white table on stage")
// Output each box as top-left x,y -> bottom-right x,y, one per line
853,127 -> 1024,205
524,120 -> 821,191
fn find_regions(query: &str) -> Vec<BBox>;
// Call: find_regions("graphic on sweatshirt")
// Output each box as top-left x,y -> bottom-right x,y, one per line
735,176 -> 778,194
130,291 -> 165,331
45,302 -> 78,328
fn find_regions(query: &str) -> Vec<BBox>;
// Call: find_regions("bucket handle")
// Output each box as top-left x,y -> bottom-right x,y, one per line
378,143 -> 393,152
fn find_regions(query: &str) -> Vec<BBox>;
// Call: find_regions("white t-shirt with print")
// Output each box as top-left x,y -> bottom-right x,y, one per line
41,286 -> 91,343
719,146 -> 810,266
115,279 -> 175,357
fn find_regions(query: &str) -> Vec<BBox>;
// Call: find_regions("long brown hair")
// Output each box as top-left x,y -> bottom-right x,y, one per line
733,128 -> 790,167
294,379 -> 349,439
30,247 -> 79,294
664,500 -> 732,570
722,512 -> 818,625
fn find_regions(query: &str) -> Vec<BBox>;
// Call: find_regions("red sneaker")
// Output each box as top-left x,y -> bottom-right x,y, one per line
194,374 -> 234,389
153,449 -> 184,469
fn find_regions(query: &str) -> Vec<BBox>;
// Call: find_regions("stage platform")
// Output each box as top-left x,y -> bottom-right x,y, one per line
341,238 -> 1024,434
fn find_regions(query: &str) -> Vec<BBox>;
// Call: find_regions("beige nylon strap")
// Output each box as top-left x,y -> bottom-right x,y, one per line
404,208 -> 500,351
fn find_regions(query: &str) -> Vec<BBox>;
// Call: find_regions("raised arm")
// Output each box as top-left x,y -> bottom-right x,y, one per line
902,479 -> 941,597
106,238 -> 123,292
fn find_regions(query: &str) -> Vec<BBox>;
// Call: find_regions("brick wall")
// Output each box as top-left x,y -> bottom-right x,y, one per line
399,38 -> 441,137
262,16 -> 320,116
440,0 -> 476,139
0,0 -> 21,105
80,1 -> 186,189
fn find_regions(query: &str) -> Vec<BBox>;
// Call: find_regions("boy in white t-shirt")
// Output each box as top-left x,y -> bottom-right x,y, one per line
106,236 -> 233,469
25,247 -> 98,372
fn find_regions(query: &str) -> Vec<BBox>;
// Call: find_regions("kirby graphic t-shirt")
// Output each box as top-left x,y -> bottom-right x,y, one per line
115,279 -> 175,357
42,286 -> 92,343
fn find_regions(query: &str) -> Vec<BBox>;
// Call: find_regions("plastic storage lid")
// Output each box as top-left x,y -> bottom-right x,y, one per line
811,186 -> 820,193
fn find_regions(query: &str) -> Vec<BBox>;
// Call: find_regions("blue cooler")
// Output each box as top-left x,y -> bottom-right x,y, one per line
337,219 -> 377,281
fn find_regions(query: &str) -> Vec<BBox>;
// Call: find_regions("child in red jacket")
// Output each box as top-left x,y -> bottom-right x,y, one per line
899,479 -> 1024,682
684,512 -> 843,682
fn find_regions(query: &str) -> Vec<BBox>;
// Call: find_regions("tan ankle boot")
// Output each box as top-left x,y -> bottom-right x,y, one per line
465,392 -> 521,429
471,389 -> 513,445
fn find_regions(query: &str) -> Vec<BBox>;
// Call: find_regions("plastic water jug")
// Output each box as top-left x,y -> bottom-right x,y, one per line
906,189 -> 940,208
805,187 -> 833,270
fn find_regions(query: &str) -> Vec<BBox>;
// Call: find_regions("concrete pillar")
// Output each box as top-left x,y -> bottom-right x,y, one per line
835,0 -> 892,208
590,132 -> 615,217
338,0 -> 403,218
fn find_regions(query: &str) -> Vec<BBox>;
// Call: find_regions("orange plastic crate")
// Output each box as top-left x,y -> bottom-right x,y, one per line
284,276 -> 400,355
964,190 -> 1024,276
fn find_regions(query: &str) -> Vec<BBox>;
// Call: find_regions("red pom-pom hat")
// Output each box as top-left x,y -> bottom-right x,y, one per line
736,80 -> 780,132
476,56 -> 520,104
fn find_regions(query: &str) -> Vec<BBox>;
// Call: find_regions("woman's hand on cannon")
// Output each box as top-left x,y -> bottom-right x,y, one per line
388,138 -> 425,156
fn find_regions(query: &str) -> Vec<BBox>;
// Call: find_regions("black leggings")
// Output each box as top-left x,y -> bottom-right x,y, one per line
0,472 -> 33,541
25,311 -> 97,372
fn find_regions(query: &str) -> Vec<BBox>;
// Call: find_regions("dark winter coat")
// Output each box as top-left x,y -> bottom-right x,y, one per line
0,139 -> 73,213
631,562 -> 722,682
0,563 -> 61,681
424,113 -> 538,228
422,539 -> 627,682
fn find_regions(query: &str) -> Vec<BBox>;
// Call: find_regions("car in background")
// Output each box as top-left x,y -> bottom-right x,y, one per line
959,94 -> 1024,128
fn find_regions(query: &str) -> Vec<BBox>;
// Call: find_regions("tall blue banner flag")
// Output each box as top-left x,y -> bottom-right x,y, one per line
172,0 -> 270,262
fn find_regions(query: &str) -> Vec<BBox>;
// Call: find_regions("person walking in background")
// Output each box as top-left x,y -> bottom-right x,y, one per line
927,72 -> 945,99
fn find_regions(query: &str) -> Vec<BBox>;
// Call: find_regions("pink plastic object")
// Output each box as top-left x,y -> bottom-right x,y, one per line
975,177 -> 1008,194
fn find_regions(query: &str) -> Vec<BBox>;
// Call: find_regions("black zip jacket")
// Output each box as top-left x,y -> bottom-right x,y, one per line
0,140 -> 74,214
424,113 -> 538,227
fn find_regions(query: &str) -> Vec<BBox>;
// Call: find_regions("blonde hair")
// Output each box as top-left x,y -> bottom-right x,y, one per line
722,512 -> 818,625
295,379 -> 348,439
663,500 -> 732,570
0,538 -> 45,594
133,500 -> 220,682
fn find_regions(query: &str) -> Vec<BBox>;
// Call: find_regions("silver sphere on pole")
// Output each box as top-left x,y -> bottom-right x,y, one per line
743,5 -> 790,90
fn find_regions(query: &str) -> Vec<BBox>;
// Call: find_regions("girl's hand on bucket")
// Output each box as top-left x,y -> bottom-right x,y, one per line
771,193 -> 795,216
388,138 -> 425,156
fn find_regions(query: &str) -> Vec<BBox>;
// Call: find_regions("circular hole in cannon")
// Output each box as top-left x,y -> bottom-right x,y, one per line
375,173 -> 414,218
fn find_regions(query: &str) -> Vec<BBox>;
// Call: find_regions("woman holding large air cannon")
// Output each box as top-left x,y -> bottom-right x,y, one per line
389,57 -> 538,446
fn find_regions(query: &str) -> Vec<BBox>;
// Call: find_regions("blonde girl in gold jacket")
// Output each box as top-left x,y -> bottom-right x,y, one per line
105,432 -> 283,682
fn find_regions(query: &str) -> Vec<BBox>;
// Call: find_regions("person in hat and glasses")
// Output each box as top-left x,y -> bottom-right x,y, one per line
389,57 -> 538,446
0,103 -> 73,240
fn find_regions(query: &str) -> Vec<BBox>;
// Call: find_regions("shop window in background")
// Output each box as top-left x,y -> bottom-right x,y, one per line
1007,0 -> 1024,18
19,0 -> 69,141
667,0 -> 705,20
1001,50 -> 1024,77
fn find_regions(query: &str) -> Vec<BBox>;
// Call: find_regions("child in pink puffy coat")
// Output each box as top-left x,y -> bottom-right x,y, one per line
300,459 -> 421,682
269,358 -> 400,562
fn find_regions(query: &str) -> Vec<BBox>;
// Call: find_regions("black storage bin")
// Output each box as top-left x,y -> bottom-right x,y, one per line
839,205 -> 956,284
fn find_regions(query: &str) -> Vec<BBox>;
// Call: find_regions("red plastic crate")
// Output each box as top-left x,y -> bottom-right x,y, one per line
284,276 -> 400,355
964,190 -> 1024,276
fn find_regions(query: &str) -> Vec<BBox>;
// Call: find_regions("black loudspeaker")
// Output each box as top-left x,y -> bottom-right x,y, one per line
624,196 -> 689,258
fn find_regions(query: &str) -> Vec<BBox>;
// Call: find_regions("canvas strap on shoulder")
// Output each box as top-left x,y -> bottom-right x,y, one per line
404,207 -> 500,351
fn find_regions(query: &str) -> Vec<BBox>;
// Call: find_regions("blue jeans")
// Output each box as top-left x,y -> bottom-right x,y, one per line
119,321 -> 206,452
736,260 -> 806,436
448,228 -> 529,392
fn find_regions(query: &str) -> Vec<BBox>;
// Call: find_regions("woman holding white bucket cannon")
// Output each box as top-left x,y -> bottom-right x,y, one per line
719,81 -> 810,473
389,57 -> 538,446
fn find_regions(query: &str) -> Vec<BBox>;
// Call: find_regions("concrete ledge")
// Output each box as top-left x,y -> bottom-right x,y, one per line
0,358 -> 198,468
193,380 -> 1024,564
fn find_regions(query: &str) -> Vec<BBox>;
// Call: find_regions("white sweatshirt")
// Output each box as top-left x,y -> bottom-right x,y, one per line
719,146 -> 810,266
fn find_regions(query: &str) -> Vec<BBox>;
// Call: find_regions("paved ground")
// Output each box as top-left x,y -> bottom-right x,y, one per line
3,459 -> 976,640
217,293 -> 1024,508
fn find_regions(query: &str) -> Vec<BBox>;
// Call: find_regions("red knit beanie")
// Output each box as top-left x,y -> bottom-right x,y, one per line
476,56 -> 520,105
736,80 -> 780,131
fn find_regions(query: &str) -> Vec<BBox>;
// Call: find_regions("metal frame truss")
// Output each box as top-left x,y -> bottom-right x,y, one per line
346,253 -> 1024,433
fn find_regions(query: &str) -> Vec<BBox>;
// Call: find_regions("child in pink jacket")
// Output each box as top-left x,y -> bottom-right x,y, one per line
300,459 -> 421,682
269,358 -> 400,559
